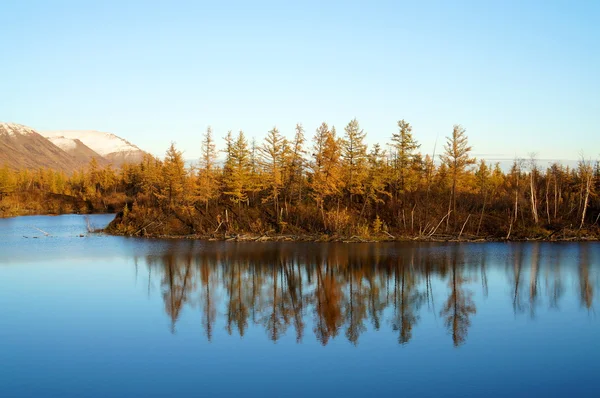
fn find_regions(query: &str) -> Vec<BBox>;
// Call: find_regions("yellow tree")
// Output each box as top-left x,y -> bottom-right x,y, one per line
139,154 -> 164,206
440,125 -> 475,231
161,143 -> 187,209
283,123 -> 306,205
0,165 -> 16,200
223,130 -> 251,206
577,157 -> 595,229
259,126 -> 287,221
390,119 -> 420,198
197,126 -> 219,211
363,143 -> 390,217
342,118 -> 367,204
309,123 -> 342,226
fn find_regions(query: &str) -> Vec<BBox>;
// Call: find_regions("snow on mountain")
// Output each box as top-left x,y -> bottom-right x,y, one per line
46,136 -> 110,166
0,123 -> 86,171
43,130 -> 142,157
0,122 -> 37,137
47,136 -> 78,151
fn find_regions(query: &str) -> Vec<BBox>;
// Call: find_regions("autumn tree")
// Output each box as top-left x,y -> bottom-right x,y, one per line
577,157 -> 595,229
309,123 -> 342,224
475,160 -> 490,235
364,143 -> 390,217
138,154 -> 164,205
0,164 -> 16,199
259,127 -> 287,221
161,143 -> 187,208
440,125 -> 475,230
197,126 -> 219,211
223,131 -> 251,206
527,154 -> 540,225
390,119 -> 420,198
342,118 -> 368,204
284,123 -> 306,205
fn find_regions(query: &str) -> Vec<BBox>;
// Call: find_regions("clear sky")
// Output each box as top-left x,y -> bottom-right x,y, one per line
1,0 -> 598,162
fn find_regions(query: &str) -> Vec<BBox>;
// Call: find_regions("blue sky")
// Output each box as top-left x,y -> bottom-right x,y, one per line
1,0 -> 598,162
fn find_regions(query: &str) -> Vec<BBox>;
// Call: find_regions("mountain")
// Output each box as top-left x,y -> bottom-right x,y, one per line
46,136 -> 109,166
43,130 -> 146,166
0,123 -> 86,172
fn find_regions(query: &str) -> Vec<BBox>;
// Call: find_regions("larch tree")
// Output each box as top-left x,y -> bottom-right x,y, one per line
223,131 -> 251,206
391,119 -> 420,198
198,126 -> 219,211
475,159 -> 490,235
222,130 -> 234,174
440,125 -> 475,230
285,123 -> 306,205
342,118 -> 368,204
247,137 -> 263,203
364,143 -> 391,217
309,122 -> 330,214
162,143 -> 187,209
259,126 -> 287,221
505,159 -> 524,238
310,123 -> 342,225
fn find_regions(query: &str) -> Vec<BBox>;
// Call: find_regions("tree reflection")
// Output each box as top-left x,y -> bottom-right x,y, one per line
440,247 -> 476,347
157,250 -> 194,333
390,253 -> 424,345
579,245 -> 594,311
139,242 -> 597,346
199,258 -> 217,341
313,261 -> 344,345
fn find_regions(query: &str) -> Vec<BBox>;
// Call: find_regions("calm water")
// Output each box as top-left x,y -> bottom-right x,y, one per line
0,215 -> 599,397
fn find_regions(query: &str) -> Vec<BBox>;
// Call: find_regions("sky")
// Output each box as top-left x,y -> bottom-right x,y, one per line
1,0 -> 599,163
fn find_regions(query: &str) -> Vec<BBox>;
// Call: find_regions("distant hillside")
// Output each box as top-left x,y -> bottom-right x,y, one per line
0,123 -> 86,172
46,136 -> 109,166
43,130 -> 146,167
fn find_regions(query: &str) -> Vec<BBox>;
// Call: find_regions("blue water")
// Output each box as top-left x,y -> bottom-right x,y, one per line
0,215 -> 598,397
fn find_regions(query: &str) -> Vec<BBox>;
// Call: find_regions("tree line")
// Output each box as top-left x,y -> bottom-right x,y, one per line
0,158 -> 125,216
109,120 -> 599,239
1,119 -> 599,239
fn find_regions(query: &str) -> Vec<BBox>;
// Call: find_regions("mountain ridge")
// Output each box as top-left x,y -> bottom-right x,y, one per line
0,122 -> 147,172
43,130 -> 146,166
0,122 -> 85,172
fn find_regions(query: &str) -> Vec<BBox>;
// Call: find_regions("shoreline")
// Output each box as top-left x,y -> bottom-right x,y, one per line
104,231 -> 600,243
2,213 -> 598,243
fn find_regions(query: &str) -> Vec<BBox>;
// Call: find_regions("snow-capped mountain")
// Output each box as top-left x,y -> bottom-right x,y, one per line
0,122 -> 36,137
46,136 -> 109,166
0,122 -> 148,172
43,130 -> 146,166
0,123 -> 85,171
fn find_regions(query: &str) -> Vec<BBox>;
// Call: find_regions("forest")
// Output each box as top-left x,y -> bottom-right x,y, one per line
0,158 -> 125,217
1,120 -> 599,240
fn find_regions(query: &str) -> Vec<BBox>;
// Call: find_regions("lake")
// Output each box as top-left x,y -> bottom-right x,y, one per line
0,215 -> 598,397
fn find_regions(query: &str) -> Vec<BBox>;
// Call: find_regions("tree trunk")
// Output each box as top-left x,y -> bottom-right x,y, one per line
580,174 -> 592,229
530,171 -> 538,225
477,191 -> 487,236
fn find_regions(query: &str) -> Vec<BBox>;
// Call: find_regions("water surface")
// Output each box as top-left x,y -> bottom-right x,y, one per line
0,215 -> 599,397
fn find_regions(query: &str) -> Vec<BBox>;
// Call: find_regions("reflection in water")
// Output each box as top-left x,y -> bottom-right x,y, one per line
139,242 -> 598,347
440,247 -> 476,346
579,245 -> 594,311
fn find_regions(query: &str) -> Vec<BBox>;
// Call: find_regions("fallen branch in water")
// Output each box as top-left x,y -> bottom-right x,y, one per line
31,226 -> 51,236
